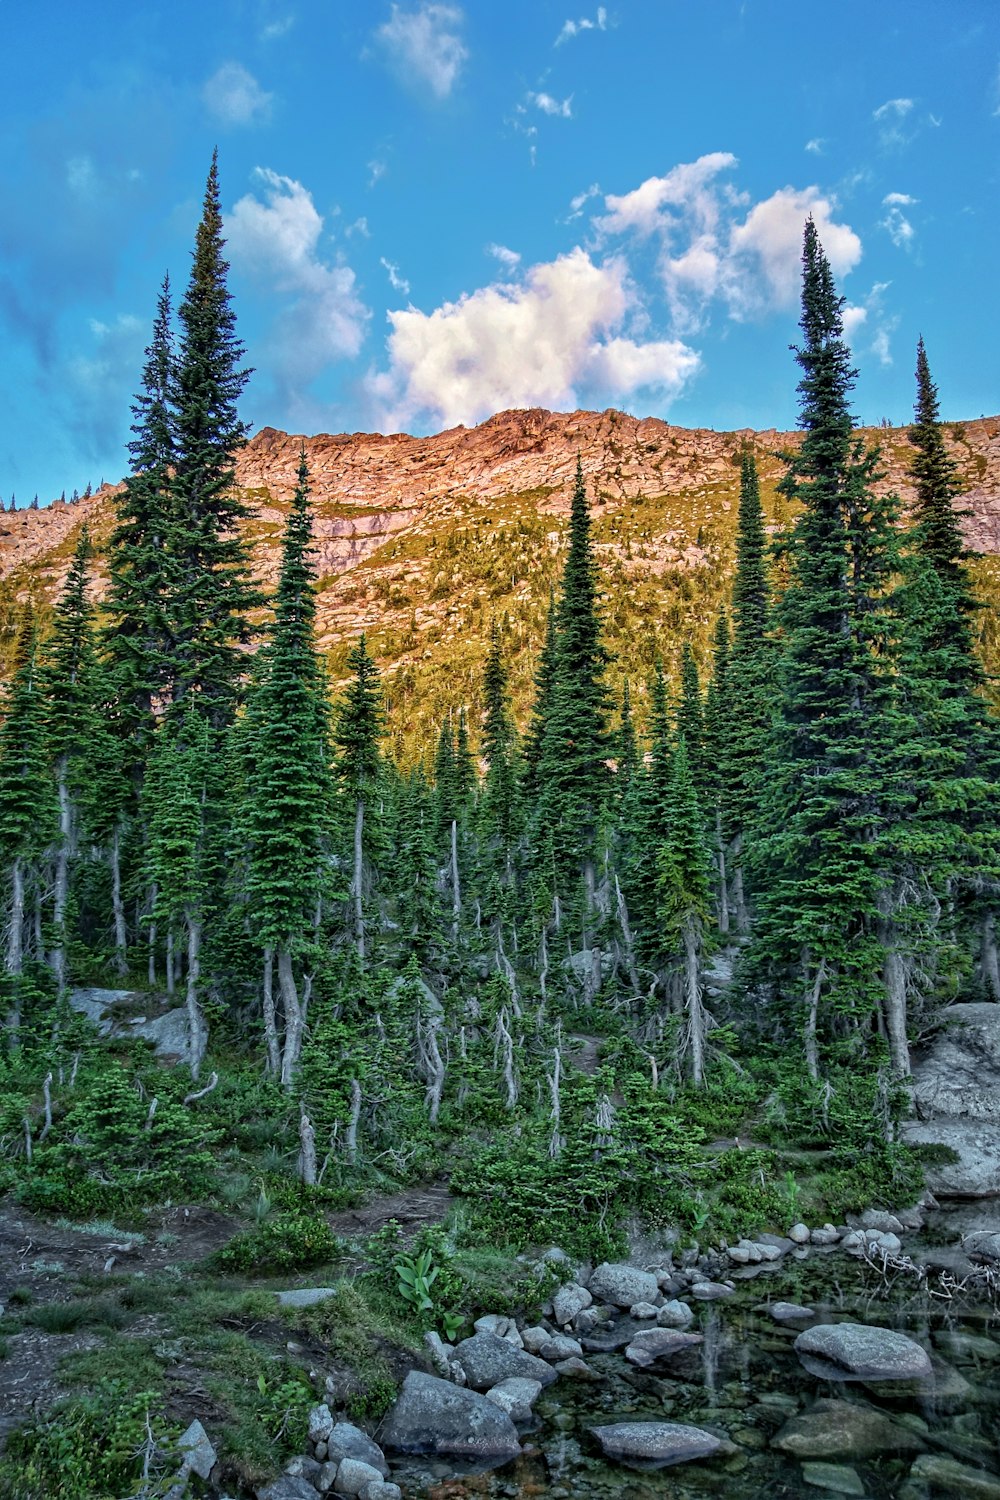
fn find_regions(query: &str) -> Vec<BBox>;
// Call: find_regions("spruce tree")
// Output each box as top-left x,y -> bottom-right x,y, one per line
676,642 -> 704,794
241,454 -> 334,1084
909,339 -> 972,599
334,634 -> 385,962
702,610 -> 732,935
535,458 -> 611,909
658,737 -> 712,1083
166,153 -> 259,719
103,275 -> 176,770
751,219 -> 902,1078
480,622 -> 518,872
521,591 -> 557,800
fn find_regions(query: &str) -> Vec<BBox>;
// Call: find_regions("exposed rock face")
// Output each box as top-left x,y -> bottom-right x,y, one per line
902,1003 -> 1000,1197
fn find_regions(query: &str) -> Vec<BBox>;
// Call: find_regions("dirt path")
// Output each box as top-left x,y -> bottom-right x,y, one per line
325,1183 -> 454,1239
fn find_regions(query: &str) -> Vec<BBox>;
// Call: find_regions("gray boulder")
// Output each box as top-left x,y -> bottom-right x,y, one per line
909,1455 -> 1000,1499
552,1283 -> 592,1325
590,1421 -> 722,1469
380,1370 -> 521,1462
768,1301 -> 815,1323
473,1314 -> 523,1346
484,1376 -> 542,1422
589,1262 -> 659,1308
772,1397 -> 924,1459
256,1479 -> 320,1500
308,1405 -> 335,1444
800,1463 -> 865,1496
794,1324 -> 932,1380
538,1333 -> 582,1362
690,1281 -> 733,1299
657,1299 -> 694,1328
326,1423 -> 389,1476
177,1419 -> 216,1480
335,1458 -> 385,1496
359,1485 -> 402,1500
453,1331 -> 557,1391
624,1328 -> 703,1368
901,1119 -> 1000,1197
962,1229 -> 1000,1263
68,987 -> 191,1061
277,1287 -> 338,1309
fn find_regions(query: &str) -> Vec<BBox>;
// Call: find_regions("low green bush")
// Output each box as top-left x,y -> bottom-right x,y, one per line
215,1211 -> 343,1274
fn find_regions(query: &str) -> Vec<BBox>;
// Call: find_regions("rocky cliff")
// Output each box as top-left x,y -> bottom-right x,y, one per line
3,406 -> 999,753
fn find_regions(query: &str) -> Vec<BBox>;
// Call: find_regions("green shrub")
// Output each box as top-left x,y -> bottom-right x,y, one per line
215,1212 -> 343,1274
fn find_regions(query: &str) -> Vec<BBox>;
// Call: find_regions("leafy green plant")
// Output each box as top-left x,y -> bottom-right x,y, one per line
394,1247 -> 438,1315
215,1212 -> 342,1274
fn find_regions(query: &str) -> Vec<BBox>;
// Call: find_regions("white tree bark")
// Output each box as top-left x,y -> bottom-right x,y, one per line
715,810 -> 730,937
353,797 -> 365,962
614,874 -> 641,994
731,833 -> 749,934
877,892 -> 911,1078
51,754 -> 72,992
803,954 -> 827,1084
261,947 -> 280,1077
185,908 -> 207,1081
278,945 -> 303,1089
110,826 -> 127,974
683,918 -> 705,1087
166,929 -> 176,996
346,1077 -> 362,1164
450,817 -> 461,941
982,911 -> 1000,1001
298,1101 -> 317,1186
7,857 -> 24,977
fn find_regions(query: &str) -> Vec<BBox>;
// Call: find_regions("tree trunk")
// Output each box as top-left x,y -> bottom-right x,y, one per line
166,929 -> 175,996
614,874 -> 641,994
422,1019 -> 446,1124
731,833 -> 749,934
278,945 -> 303,1088
683,918 -> 705,1086
185,909 -> 207,1080
803,954 -> 826,1083
110,826 -> 128,974
715,810 -> 730,937
298,1102 -> 317,1186
346,1077 -> 362,1164
583,855 -> 596,916
450,817 -> 461,941
7,857 -> 24,977
147,884 -> 157,986
51,754 -> 71,992
353,797 -> 365,962
982,911 -> 1000,1001
261,947 -> 280,1076
878,894 -> 911,1078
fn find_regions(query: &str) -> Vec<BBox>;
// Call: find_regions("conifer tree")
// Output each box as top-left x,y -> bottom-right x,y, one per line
702,610 -> 731,935
616,680 -> 640,795
752,219 -> 903,1078
723,453 -> 773,930
334,634 -> 385,962
677,642 -> 704,793
521,591 -> 557,799
166,153 -> 259,719
535,459 -> 611,910
0,611 -> 57,1035
658,737 -> 712,1084
241,454 -> 333,1084
104,275 -> 176,769
909,339 -> 973,603
480,622 -> 518,869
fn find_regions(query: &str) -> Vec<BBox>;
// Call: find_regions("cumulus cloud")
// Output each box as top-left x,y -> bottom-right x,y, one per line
376,3 -> 468,99
529,91 -> 573,118
368,247 -> 698,432
380,257 -> 411,295
555,6 -> 607,44
880,192 -> 917,249
228,168 -> 369,405
596,154 -> 861,330
202,62 -> 273,126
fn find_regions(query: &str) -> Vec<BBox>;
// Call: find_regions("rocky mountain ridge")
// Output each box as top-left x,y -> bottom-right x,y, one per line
2,406 -> 998,752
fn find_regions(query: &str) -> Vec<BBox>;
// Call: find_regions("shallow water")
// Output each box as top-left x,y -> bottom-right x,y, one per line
390,1215 -> 1000,1500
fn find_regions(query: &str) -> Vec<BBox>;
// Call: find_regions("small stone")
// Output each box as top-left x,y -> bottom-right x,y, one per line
554,1356 -> 600,1379
757,1243 -> 783,1262
359,1484 -> 402,1500
590,1420 -> 722,1468
424,1330 -> 454,1378
690,1281 -> 733,1299
284,1455 -> 321,1481
789,1223 -> 811,1244
811,1226 -> 841,1246
773,1398 -> 924,1460
801,1461 -> 866,1495
315,1461 -> 339,1493
795,1324 -> 932,1380
629,1301 -> 658,1319
256,1478 -> 321,1500
325,1423 -> 389,1476
474,1314 -> 523,1347
538,1333 -> 582,1361
453,1331 -> 557,1391
657,1299 -> 694,1328
336,1458 -> 387,1497
589,1262 -> 660,1308
728,1245 -> 751,1265
625,1328 -> 703,1368
859,1210 -> 904,1234
573,1308 -> 599,1334
276,1287 -> 338,1309
314,1441 -> 327,1461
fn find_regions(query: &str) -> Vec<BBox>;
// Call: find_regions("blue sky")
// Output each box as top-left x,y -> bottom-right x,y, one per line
1,0 -> 997,505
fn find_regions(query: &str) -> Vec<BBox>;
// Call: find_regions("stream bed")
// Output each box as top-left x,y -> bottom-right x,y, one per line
388,1207 -> 1000,1500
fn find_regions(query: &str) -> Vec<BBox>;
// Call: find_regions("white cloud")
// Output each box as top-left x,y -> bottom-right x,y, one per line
873,96 -> 915,148
487,243 -> 521,268
842,303 -> 868,340
368,247 -> 699,432
376,3 -> 468,99
228,168 -> 369,398
596,156 -> 861,330
883,191 -> 916,206
879,193 -> 916,249
555,6 -> 608,44
380,257 -> 411,295
805,137 -> 824,154
346,216 -> 370,238
567,182 -> 600,220
529,91 -> 573,118
368,159 -> 387,188
202,62 -> 273,126
260,14 -> 294,40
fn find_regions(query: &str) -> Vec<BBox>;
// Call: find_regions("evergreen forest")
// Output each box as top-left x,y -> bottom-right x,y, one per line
0,159 -> 997,1496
